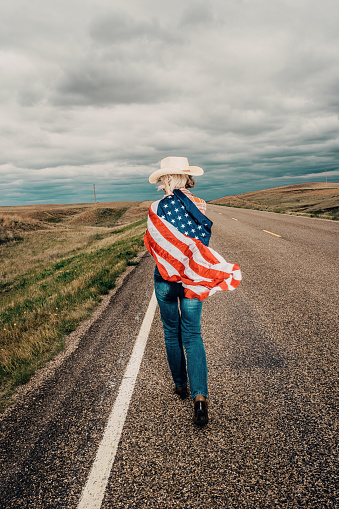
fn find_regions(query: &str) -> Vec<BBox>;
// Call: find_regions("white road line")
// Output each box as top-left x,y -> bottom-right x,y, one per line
77,290 -> 157,509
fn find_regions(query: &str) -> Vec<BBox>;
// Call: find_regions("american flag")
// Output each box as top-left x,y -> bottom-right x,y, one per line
144,191 -> 242,301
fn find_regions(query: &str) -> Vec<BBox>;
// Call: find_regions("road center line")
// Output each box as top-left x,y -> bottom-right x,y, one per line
77,290 -> 158,509
263,229 -> 281,238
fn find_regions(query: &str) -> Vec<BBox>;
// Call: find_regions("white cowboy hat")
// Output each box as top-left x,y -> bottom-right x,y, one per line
149,156 -> 204,184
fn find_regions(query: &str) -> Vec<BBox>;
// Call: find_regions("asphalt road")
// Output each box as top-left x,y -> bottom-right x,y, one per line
0,206 -> 338,508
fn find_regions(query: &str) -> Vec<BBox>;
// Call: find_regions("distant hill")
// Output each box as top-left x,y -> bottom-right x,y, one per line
0,200 -> 152,244
209,182 -> 339,219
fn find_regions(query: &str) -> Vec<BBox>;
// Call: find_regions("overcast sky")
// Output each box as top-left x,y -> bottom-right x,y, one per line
1,0 -> 338,206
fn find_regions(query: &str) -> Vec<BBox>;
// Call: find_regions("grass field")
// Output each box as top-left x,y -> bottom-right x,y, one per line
0,201 -> 150,411
210,182 -> 339,219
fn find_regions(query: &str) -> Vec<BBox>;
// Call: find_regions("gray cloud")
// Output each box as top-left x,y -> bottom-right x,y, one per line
51,9 -> 186,106
0,0 -> 338,206
54,59 -> 173,106
180,1 -> 216,26
89,10 -> 177,45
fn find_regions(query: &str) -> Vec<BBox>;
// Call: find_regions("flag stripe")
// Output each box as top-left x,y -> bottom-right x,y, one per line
147,219 -> 225,286
150,206 -> 241,283
149,205 -> 233,275
144,202 -> 242,300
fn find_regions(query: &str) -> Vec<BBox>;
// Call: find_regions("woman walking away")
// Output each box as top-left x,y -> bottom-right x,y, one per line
144,156 -> 241,427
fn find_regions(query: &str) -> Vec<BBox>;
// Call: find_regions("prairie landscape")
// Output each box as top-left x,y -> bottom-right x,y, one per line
0,200 -> 151,410
1,183 -> 338,411
210,182 -> 339,219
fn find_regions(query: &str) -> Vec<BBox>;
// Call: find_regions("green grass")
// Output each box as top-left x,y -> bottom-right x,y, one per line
0,219 -> 147,411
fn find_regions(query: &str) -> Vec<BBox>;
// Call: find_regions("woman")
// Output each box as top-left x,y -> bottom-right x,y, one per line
144,156 -> 241,427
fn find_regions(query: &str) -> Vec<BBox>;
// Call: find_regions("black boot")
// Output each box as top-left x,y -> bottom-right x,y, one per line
193,399 -> 208,426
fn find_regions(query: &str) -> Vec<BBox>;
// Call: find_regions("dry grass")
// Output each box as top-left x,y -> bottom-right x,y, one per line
210,182 -> 339,219
0,200 -> 149,411
0,214 -> 46,245
69,207 -> 128,225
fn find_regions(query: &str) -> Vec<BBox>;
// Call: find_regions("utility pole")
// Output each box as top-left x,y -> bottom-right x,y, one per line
325,169 -> 327,187
93,184 -> 97,204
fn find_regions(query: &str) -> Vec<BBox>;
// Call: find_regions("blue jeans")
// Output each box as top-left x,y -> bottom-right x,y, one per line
154,266 -> 208,400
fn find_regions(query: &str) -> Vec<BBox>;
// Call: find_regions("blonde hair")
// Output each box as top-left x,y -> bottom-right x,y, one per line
157,174 -> 195,194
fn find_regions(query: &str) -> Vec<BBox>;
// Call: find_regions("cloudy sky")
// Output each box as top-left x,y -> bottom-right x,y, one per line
1,0 -> 338,206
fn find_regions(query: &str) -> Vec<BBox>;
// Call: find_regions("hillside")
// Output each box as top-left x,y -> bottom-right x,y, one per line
210,182 -> 339,219
0,200 -> 151,244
